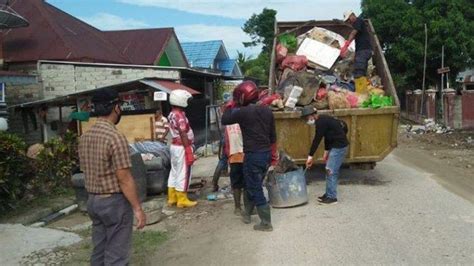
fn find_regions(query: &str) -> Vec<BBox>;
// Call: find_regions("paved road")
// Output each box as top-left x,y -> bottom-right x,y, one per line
151,153 -> 474,265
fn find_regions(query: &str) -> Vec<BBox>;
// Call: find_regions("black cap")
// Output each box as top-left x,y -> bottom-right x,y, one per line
301,106 -> 317,118
91,88 -> 120,104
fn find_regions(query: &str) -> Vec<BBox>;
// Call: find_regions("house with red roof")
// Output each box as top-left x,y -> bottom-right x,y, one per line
1,0 -> 222,145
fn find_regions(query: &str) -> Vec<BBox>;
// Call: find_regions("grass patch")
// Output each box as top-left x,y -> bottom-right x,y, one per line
64,230 -> 168,265
0,188 -> 75,222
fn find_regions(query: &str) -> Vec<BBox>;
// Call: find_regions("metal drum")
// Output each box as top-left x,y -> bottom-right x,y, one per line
266,168 -> 308,208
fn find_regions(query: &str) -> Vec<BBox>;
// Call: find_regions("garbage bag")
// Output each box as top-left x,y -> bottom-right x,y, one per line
294,71 -> 321,106
274,150 -> 299,174
259,93 -> 282,107
344,91 -> 359,108
361,94 -> 393,109
328,90 -> 351,110
276,43 -> 288,64
281,55 -> 308,72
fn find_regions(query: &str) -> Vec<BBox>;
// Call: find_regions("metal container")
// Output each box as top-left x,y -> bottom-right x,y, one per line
266,168 -> 308,208
269,20 -> 400,169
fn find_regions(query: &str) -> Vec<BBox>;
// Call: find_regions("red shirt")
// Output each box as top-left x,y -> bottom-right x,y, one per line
168,108 -> 194,146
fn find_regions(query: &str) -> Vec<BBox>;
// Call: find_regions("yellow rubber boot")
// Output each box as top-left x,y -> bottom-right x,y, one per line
167,187 -> 177,207
176,191 -> 197,208
355,76 -> 369,94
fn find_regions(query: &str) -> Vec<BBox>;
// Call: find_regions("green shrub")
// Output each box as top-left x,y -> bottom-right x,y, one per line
0,132 -> 35,212
34,131 -> 79,194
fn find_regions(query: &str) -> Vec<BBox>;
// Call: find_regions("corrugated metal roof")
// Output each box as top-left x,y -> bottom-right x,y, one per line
3,0 -> 130,64
181,40 -> 223,68
216,59 -> 239,75
9,78 -> 200,108
104,28 -> 174,65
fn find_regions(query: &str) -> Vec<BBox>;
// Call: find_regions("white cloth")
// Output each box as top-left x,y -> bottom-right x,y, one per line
168,144 -> 192,192
225,124 -> 243,156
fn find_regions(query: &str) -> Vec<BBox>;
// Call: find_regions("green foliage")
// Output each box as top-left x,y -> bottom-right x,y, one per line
362,0 -> 474,91
242,8 -> 277,53
278,33 -> 297,53
213,78 -> 226,100
34,131 -> 79,194
240,52 -> 271,84
0,132 -> 35,212
240,8 -> 277,84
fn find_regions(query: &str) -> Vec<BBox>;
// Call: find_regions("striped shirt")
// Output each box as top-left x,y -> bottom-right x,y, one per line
79,119 -> 131,194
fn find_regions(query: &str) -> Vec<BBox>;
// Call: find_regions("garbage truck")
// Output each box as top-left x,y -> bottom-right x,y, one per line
269,20 -> 400,169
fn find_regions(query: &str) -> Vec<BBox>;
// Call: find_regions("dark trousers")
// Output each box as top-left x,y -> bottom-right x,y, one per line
230,163 -> 245,189
353,49 -> 372,78
87,193 -> 133,266
243,151 -> 271,207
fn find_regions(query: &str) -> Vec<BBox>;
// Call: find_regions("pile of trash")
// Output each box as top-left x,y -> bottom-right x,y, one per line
129,141 -> 171,166
405,119 -> 453,135
258,26 -> 393,112
274,151 -> 299,174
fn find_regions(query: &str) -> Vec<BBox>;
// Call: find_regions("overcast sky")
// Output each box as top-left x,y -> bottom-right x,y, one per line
48,0 -> 361,58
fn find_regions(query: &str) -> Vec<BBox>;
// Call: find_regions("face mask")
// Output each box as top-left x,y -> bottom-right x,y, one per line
114,106 -> 122,125
306,119 -> 315,126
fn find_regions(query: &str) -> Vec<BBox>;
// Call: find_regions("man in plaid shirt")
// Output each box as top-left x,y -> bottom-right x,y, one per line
79,88 -> 146,265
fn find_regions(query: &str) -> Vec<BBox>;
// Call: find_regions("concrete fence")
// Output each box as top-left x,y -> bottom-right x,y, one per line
404,89 -> 474,129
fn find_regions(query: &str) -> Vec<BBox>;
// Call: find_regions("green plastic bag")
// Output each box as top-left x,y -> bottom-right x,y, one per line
361,94 -> 393,109
278,34 -> 297,53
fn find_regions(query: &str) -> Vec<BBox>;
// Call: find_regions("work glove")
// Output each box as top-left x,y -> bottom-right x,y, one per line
270,143 -> 279,166
184,146 -> 195,166
339,40 -> 351,58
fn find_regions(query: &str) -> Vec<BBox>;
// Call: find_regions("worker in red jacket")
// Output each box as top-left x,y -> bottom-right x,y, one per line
222,81 -> 278,232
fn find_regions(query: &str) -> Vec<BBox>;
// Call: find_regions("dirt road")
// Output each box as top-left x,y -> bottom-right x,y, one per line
147,141 -> 474,265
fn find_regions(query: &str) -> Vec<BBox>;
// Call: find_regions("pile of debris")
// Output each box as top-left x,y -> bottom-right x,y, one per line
405,119 -> 453,135
257,26 -> 393,112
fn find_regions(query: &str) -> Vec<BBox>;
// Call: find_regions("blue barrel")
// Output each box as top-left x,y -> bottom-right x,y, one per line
266,168 -> 308,208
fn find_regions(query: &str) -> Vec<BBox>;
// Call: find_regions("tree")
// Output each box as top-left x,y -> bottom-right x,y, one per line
362,0 -> 474,91
242,8 -> 277,53
241,8 -> 277,83
236,50 -> 252,73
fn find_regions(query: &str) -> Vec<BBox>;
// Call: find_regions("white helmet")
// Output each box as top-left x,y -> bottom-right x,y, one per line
169,89 -> 192,108
343,10 -> 355,22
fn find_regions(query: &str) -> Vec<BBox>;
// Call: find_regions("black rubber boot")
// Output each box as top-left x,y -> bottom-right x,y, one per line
242,190 -> 254,224
233,189 -> 242,216
211,165 -> 222,192
254,205 -> 273,232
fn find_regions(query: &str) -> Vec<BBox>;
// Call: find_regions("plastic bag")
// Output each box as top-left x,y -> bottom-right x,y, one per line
345,91 -> 359,108
276,43 -> 288,63
361,94 -> 393,109
327,90 -> 350,110
259,93 -> 282,106
281,55 -> 308,72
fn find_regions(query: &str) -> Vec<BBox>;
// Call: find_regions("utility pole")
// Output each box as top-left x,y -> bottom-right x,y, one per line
420,24 -> 428,116
440,45 -> 444,120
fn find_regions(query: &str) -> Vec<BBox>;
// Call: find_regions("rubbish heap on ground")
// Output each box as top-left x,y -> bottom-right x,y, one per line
405,119 -> 453,135
257,26 -> 393,112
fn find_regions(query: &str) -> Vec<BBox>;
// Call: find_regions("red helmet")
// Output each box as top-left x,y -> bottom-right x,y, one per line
233,81 -> 258,106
